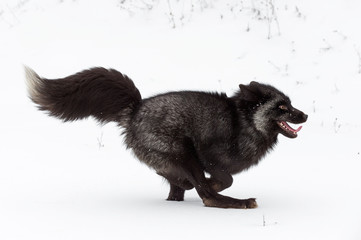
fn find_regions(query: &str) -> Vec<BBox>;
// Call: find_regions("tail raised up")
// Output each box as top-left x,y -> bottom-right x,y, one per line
25,67 -> 142,125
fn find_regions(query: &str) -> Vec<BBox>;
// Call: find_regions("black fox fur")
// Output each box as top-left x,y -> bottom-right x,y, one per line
25,67 -> 307,209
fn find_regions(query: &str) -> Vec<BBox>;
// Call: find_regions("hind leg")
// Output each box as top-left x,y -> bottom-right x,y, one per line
167,184 -> 185,201
157,170 -> 194,201
134,145 -> 256,208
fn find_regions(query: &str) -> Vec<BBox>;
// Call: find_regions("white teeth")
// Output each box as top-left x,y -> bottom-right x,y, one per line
278,121 -> 297,135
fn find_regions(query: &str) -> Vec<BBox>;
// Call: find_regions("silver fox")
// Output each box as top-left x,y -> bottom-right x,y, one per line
26,67 -> 308,209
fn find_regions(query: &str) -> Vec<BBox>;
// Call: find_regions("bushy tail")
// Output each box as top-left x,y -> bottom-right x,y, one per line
25,66 -> 142,125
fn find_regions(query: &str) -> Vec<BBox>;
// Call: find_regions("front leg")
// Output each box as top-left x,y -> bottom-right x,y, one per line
207,170 -> 233,192
203,194 -> 258,209
182,158 -> 257,209
204,172 -> 257,208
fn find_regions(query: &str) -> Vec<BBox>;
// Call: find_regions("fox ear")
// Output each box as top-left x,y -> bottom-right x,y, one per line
250,81 -> 261,87
238,84 -> 260,102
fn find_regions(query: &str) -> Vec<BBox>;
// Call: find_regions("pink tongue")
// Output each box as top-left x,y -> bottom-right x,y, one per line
295,125 -> 302,132
283,121 -> 302,133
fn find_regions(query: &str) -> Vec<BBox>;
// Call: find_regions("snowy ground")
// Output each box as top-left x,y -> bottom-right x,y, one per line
0,0 -> 360,239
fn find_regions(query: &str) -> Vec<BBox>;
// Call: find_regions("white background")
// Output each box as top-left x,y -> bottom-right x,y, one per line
0,0 -> 360,239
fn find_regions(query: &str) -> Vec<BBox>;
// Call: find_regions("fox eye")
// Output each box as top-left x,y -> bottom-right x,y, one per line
279,105 -> 288,111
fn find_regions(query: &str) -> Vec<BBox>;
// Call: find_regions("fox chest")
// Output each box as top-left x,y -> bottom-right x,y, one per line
203,139 -> 273,175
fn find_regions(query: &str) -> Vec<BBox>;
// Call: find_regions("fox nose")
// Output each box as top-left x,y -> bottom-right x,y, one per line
303,114 -> 308,121
291,106 -> 308,123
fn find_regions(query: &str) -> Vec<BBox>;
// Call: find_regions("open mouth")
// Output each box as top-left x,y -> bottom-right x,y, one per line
277,121 -> 302,137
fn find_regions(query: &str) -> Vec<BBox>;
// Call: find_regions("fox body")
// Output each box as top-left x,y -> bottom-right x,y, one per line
26,67 -> 307,208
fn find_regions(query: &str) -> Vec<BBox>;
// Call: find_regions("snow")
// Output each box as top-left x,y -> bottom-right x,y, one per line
0,0 -> 360,239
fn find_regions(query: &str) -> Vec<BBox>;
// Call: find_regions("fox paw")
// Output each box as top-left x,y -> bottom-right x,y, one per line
203,196 -> 258,209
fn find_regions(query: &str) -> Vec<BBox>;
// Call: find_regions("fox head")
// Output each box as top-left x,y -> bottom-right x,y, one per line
237,81 -> 308,139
